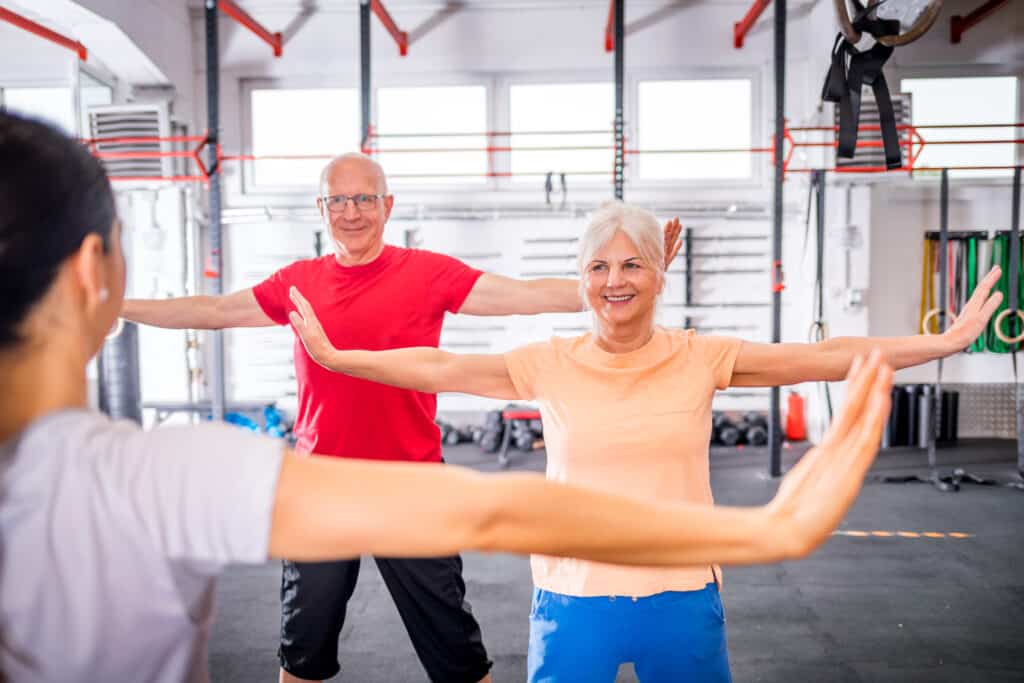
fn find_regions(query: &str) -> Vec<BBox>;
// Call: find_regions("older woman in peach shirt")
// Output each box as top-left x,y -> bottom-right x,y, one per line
288,201 -> 1001,682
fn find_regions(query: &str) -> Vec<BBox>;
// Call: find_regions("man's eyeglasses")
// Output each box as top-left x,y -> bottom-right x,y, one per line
320,193 -> 387,213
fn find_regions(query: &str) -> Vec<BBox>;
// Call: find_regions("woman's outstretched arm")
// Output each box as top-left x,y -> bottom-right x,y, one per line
730,267 -> 1002,387
287,286 -> 518,399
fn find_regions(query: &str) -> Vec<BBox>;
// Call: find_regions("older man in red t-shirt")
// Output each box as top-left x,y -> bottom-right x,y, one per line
123,153 -> 680,683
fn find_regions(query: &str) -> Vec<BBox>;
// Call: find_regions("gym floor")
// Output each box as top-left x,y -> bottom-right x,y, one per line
210,441 -> 1024,682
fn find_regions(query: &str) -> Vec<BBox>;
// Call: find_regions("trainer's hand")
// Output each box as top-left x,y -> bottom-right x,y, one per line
767,350 -> 894,559
943,266 -> 1003,351
663,217 -> 683,269
289,287 -> 338,370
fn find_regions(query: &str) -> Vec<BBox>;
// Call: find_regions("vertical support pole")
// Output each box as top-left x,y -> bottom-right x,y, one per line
613,0 -> 625,199
937,170 -> 949,339
769,0 -> 786,477
684,226 -> 693,329
205,0 -> 226,421
360,0 -> 372,152
814,170 -> 826,323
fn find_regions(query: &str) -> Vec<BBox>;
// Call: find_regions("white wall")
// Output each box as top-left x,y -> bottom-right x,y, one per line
75,0 -> 196,125
0,21 -> 76,85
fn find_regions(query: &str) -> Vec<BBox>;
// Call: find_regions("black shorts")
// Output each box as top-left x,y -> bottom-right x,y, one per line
278,555 -> 492,682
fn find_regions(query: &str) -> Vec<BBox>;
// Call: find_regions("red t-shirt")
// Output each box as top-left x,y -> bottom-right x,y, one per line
252,246 -> 483,462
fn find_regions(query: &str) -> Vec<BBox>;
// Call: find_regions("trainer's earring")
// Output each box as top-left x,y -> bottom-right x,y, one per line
98,287 -> 110,303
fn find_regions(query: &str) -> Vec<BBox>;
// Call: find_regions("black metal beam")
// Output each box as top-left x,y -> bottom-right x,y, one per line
769,0 -> 785,478
205,0 -> 225,421
613,0 -> 624,199
684,226 -> 693,328
360,1 -> 371,150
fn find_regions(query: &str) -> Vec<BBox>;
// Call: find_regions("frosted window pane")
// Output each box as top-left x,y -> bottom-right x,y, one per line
509,83 -> 615,181
376,85 -> 488,185
638,80 -> 752,180
251,88 -> 360,188
902,77 -> 1018,179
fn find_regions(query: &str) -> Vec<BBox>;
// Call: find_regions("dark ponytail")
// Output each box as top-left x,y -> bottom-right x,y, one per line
0,111 -> 115,348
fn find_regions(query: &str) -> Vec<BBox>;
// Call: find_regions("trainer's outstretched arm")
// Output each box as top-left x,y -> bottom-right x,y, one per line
269,352 -> 893,566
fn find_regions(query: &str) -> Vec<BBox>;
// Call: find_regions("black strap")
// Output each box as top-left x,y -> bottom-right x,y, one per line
821,8 -> 902,170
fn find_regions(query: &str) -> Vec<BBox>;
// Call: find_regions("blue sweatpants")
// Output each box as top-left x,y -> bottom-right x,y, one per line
527,583 -> 732,683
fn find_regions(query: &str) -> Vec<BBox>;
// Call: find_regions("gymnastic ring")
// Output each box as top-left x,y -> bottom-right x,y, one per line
834,0 -> 943,47
993,309 -> 1024,344
921,308 -> 957,335
106,317 -> 125,340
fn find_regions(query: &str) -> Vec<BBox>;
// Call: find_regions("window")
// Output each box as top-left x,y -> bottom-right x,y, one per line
375,85 -> 488,185
637,79 -> 753,180
901,76 -> 1018,178
509,82 -> 615,181
249,88 -> 360,188
2,87 -> 75,134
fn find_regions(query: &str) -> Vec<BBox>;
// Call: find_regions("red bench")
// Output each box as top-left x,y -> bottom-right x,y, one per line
498,408 -> 542,468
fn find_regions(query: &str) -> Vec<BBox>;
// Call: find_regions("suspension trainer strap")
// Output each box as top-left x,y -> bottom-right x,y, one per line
820,4 -> 902,169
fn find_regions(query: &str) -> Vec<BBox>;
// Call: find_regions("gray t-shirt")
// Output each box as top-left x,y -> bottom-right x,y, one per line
0,409 -> 284,682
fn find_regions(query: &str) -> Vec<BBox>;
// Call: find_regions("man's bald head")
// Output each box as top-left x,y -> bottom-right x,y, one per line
319,153 -> 389,196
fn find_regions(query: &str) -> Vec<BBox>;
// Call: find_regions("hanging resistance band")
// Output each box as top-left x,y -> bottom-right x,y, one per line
966,236 -> 985,352
820,1 -> 902,170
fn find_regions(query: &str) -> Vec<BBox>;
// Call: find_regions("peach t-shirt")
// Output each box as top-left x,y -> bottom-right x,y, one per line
504,327 -> 742,598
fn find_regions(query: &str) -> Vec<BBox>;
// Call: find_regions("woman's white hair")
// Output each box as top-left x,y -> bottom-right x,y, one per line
577,200 -> 665,309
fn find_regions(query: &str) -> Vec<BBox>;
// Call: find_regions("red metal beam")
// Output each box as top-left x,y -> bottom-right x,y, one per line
0,7 -> 87,60
734,0 -> 771,49
951,0 -> 1008,44
371,0 -> 409,57
605,0 -> 615,52
219,0 -> 282,57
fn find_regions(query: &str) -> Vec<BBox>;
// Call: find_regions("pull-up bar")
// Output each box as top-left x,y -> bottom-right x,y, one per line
951,0 -> 1008,44
0,7 -> 87,61
734,0 -> 771,49
604,0 -> 616,52
371,0 -> 409,56
219,0 -> 283,57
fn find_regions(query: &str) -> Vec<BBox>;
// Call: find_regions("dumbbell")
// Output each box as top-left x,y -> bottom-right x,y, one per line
484,409 -> 504,430
744,412 -> 768,446
506,420 -> 532,451
479,430 -> 502,453
436,420 -> 455,445
715,414 -> 742,447
515,431 -> 537,451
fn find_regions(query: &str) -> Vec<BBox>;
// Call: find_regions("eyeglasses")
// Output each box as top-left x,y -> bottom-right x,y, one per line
321,193 -> 387,213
